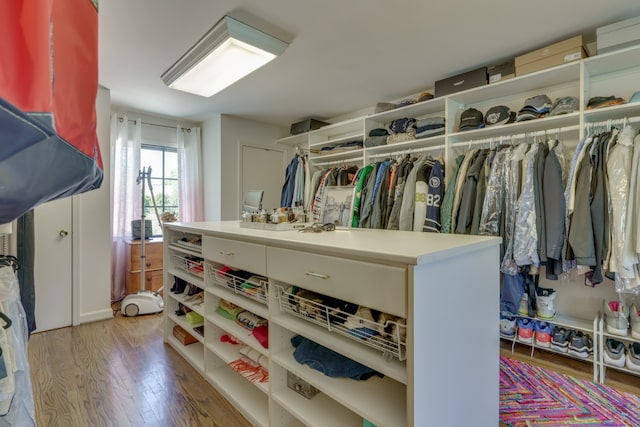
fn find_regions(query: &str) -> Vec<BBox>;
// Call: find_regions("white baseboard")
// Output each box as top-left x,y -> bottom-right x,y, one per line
77,308 -> 113,325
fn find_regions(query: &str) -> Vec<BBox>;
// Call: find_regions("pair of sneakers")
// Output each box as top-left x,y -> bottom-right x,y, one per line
568,330 -> 593,358
516,318 -> 551,347
603,299 -> 640,337
604,338 -> 640,372
516,288 -> 556,319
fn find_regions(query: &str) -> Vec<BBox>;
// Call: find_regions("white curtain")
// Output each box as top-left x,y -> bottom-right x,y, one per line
110,114 -> 141,301
177,126 -> 204,222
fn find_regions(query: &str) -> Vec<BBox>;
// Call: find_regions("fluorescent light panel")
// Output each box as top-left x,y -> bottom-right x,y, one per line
161,15 -> 288,97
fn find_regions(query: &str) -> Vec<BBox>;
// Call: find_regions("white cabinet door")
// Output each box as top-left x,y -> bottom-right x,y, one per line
33,197 -> 72,332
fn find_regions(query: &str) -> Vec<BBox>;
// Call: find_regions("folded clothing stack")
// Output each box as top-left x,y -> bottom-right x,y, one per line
387,117 -> 417,144
415,116 -> 445,138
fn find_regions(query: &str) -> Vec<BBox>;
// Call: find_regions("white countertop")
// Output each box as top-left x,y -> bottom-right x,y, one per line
166,221 -> 500,266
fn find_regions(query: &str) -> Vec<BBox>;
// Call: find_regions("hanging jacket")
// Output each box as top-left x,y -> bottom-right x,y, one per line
399,153 -> 429,231
450,149 -> 478,232
413,160 -> 434,232
280,155 -> 299,207
371,161 -> 392,229
387,158 -> 414,230
455,149 -> 487,234
470,151 -> 493,235
479,147 -> 509,238
352,164 -> 374,227
440,154 -> 465,233
543,139 -> 569,280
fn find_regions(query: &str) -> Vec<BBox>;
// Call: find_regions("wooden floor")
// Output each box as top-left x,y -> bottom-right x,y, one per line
28,311 -> 251,427
27,313 -> 640,427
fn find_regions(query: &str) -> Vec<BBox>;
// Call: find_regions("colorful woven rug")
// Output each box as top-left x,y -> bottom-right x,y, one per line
500,356 -> 640,426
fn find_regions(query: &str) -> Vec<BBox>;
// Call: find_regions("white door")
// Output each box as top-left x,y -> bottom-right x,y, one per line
241,144 -> 286,212
33,197 -> 73,332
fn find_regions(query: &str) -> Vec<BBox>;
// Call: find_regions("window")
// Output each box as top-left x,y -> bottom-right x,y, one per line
140,144 -> 178,236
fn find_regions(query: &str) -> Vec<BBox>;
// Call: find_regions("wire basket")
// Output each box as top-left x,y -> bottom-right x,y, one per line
206,264 -> 268,305
275,285 -> 406,361
172,252 -> 204,277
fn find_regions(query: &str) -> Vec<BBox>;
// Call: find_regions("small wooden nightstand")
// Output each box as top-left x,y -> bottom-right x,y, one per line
125,238 -> 163,294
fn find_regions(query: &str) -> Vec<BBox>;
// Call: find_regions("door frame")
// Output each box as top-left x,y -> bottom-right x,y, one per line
72,196 -> 80,325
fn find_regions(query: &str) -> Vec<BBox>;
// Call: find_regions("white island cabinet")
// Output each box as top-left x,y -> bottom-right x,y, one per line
163,221 -> 500,427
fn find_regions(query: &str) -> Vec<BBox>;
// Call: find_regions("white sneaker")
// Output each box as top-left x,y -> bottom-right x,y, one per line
536,287 -> 556,319
630,304 -> 640,340
604,338 -> 626,368
626,342 -> 640,373
603,299 -> 629,336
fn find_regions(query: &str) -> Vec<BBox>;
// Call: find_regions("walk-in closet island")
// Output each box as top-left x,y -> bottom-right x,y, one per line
163,221 -> 500,427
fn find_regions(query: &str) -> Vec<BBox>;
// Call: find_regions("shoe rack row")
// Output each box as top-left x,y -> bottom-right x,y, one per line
163,221 -> 502,427
598,299 -> 640,382
501,301 -> 640,384
500,312 -> 600,382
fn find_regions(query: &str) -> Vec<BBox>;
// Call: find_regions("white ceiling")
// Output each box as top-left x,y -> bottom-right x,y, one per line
99,1 -> 640,128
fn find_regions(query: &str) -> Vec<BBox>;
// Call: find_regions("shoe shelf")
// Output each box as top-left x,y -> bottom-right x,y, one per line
597,315 -> 640,382
167,290 -> 204,317
275,284 -> 407,363
167,265 -> 205,290
502,312 -> 599,381
206,263 -> 268,307
204,361 -> 270,427
271,347 -> 406,427
204,319 -> 269,395
165,312 -> 205,374
169,238 -> 202,254
171,251 -> 205,278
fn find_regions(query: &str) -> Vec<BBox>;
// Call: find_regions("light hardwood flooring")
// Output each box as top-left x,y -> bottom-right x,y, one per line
27,313 -> 640,427
28,311 -> 251,427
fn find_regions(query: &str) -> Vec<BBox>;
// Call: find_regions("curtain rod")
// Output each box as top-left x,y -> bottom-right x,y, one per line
117,116 -> 192,132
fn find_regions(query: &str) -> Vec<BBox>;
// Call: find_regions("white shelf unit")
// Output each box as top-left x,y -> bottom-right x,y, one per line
275,43 -> 640,376
501,313 -> 600,381
164,221 -> 501,427
597,315 -> 640,383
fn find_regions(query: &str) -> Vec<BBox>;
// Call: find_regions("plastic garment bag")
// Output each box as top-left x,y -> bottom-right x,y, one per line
0,1 -> 102,223
513,143 -> 540,268
0,265 -> 35,426
608,126 -> 640,294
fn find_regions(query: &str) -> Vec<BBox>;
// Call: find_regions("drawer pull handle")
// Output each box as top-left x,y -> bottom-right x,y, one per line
305,271 -> 330,280
219,251 -> 234,256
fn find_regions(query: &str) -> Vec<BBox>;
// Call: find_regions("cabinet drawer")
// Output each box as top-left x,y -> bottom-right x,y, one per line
267,247 -> 406,317
202,236 -> 266,275
125,269 -> 163,294
127,241 -> 163,271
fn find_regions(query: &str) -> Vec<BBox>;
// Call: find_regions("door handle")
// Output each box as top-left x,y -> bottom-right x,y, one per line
59,229 -> 69,237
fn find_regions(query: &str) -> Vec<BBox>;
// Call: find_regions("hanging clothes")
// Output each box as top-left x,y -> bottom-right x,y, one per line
423,160 -> 445,233
0,261 -> 36,426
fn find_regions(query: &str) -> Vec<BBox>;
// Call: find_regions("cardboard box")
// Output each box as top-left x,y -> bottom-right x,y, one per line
434,67 -> 487,97
597,15 -> 640,54
487,60 -> 515,84
287,371 -> 320,399
173,325 -> 198,346
290,118 -> 329,135
515,35 -> 588,76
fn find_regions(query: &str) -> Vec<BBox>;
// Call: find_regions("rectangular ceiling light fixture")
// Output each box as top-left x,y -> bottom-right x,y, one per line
161,15 -> 288,97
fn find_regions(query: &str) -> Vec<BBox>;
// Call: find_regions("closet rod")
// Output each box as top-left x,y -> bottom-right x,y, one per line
586,116 -> 640,131
117,117 -> 192,132
312,159 -> 360,167
368,143 -> 446,160
451,124 -> 581,147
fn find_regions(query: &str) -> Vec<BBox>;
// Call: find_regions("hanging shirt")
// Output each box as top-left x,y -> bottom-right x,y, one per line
424,160 -> 444,232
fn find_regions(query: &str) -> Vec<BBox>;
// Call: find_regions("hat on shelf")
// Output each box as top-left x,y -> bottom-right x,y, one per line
521,94 -> 553,113
459,108 -> 485,131
484,105 -> 516,126
629,91 -> 640,104
586,95 -> 626,110
417,92 -> 434,102
549,96 -> 579,116
516,94 -> 552,122
375,102 -> 396,113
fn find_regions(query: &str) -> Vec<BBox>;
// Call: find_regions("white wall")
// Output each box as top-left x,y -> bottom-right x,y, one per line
74,85 -> 113,324
202,114 -> 222,221
202,114 -> 288,220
